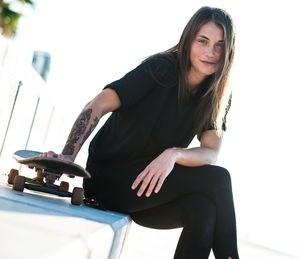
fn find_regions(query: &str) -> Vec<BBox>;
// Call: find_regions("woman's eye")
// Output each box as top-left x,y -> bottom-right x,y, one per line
215,43 -> 224,49
198,39 -> 207,44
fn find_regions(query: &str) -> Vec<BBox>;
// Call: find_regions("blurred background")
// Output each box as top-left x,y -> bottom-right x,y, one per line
1,0 -> 300,258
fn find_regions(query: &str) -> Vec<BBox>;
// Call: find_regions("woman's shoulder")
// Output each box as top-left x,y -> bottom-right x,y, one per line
142,52 -> 178,86
143,52 -> 177,70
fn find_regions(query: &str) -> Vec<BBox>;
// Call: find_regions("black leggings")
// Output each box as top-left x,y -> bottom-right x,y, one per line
84,163 -> 239,259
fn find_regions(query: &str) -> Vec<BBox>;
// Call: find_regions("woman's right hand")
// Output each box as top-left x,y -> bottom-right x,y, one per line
40,151 -> 73,162
40,151 -> 75,178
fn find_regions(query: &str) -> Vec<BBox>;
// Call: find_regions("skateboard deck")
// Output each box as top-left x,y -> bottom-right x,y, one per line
8,150 -> 91,205
13,150 -> 91,178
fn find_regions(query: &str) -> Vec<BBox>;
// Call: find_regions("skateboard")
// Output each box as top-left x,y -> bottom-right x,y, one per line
7,150 -> 91,205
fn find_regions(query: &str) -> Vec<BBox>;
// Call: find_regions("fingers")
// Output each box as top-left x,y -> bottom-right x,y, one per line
145,175 -> 159,197
131,166 -> 166,197
154,176 -> 166,194
40,151 -> 58,158
137,170 -> 156,197
131,169 -> 148,191
32,151 -> 57,170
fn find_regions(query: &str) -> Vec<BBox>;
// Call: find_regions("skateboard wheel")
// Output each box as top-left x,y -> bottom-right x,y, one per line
13,175 -> 25,192
8,169 -> 19,184
71,187 -> 84,205
59,181 -> 69,192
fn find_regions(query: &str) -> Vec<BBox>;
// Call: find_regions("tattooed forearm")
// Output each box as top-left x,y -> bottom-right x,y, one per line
62,109 -> 97,156
80,117 -> 99,148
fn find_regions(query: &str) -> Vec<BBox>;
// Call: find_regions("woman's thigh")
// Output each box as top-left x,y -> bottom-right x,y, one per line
92,163 -> 232,214
131,193 -> 216,230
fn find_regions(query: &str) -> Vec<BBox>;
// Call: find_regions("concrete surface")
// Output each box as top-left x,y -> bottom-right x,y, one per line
0,181 -> 131,259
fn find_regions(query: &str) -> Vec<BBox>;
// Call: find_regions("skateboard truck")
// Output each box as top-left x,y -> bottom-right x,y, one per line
8,168 -> 84,205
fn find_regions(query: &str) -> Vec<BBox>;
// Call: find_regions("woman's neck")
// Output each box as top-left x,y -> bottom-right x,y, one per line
187,69 -> 207,93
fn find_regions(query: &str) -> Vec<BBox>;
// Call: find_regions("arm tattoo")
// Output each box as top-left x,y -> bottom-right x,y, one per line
81,117 -> 99,148
62,109 -> 99,155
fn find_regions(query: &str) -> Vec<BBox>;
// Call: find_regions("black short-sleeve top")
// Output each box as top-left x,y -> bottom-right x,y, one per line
88,53 -> 226,167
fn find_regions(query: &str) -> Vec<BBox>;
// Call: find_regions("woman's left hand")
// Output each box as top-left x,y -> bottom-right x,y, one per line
131,149 -> 177,197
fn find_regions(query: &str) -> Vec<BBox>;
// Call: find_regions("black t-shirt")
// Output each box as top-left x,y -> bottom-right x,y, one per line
88,54 -> 224,168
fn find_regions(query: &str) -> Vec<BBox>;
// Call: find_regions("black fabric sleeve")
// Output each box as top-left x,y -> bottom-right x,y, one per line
104,56 -> 175,111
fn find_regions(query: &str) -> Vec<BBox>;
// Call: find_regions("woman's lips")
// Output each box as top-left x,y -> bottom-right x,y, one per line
201,60 -> 216,65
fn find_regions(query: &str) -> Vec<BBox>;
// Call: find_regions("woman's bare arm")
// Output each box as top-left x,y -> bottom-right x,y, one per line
43,88 -> 121,161
132,130 -> 223,197
170,129 -> 223,166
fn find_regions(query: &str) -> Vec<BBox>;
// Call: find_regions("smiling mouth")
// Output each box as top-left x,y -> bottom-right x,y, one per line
201,60 -> 216,65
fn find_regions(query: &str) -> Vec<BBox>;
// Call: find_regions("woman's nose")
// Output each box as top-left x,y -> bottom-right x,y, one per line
205,45 -> 215,57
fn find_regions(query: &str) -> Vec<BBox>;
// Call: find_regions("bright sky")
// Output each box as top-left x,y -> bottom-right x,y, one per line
13,0 -> 300,256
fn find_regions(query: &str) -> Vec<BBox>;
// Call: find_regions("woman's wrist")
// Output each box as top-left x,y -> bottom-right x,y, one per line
166,147 -> 182,163
61,153 -> 75,162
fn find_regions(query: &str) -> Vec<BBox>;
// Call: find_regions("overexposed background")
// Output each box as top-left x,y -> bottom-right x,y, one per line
8,0 -> 300,257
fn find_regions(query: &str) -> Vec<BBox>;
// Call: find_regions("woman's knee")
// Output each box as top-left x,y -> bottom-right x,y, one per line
206,165 -> 232,189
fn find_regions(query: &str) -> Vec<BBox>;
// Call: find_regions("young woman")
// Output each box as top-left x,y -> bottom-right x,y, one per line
43,6 -> 239,259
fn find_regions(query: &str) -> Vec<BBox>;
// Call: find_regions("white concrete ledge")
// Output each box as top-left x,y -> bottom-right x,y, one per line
1,211 -> 114,259
0,183 -> 132,259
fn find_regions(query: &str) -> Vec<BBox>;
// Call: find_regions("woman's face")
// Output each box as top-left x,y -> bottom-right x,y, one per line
189,21 -> 224,81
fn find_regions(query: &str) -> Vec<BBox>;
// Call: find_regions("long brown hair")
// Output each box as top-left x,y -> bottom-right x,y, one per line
147,6 -> 235,137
